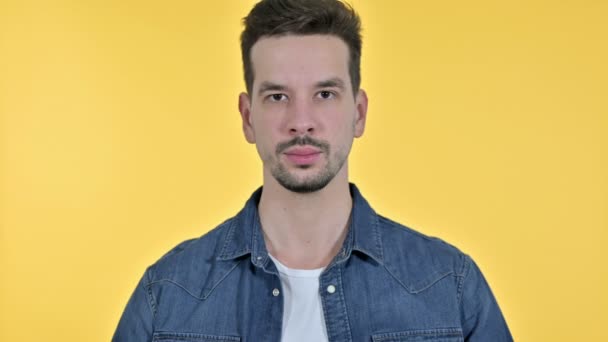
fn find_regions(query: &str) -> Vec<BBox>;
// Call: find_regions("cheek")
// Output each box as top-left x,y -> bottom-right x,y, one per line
328,109 -> 357,135
338,114 -> 358,147
250,116 -> 279,158
251,107 -> 281,132
253,137 -> 276,166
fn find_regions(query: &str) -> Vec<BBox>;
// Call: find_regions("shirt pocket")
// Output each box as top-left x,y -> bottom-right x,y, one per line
152,332 -> 241,342
371,328 -> 463,342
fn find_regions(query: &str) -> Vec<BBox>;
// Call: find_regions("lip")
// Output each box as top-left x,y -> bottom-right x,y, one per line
284,147 -> 322,156
283,147 -> 322,165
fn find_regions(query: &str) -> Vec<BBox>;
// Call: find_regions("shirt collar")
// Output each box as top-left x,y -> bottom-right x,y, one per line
217,183 -> 384,265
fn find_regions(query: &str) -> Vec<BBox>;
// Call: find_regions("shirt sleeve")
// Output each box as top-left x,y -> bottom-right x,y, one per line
459,255 -> 513,341
112,269 -> 155,342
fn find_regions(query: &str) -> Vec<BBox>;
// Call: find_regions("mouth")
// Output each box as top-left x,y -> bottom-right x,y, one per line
283,146 -> 322,165
284,146 -> 322,156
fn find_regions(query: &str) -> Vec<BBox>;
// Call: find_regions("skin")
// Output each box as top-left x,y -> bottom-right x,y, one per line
238,34 -> 368,269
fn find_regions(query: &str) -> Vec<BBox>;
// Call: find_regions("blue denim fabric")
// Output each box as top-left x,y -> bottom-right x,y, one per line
113,184 -> 513,342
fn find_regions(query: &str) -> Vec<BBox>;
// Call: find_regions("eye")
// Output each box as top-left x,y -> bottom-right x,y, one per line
318,90 -> 335,99
268,93 -> 288,102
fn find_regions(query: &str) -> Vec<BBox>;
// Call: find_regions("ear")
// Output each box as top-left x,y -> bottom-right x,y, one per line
354,89 -> 368,138
238,92 -> 256,144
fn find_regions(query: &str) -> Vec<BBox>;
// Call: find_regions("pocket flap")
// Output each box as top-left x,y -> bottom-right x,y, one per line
153,332 -> 241,342
372,328 -> 463,341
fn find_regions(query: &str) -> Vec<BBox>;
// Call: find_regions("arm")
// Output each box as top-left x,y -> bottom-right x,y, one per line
459,255 -> 513,341
112,270 -> 155,342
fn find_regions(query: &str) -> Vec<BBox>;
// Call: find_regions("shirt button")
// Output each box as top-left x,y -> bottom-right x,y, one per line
272,288 -> 280,297
327,285 -> 336,294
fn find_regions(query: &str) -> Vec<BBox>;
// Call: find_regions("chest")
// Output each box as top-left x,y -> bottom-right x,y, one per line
149,260 -> 464,342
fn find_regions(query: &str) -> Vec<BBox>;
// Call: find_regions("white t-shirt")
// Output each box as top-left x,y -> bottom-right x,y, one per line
269,254 -> 329,342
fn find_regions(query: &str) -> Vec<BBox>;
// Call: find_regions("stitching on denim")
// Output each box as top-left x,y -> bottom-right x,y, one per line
350,208 -> 384,263
223,248 -> 249,257
145,259 -> 242,301
337,266 -> 354,341
457,253 -> 467,276
153,331 -> 241,341
320,274 -> 334,340
456,254 -> 472,305
147,279 -> 206,300
320,267 -> 353,341
202,260 -> 242,299
143,281 -> 158,320
382,263 -> 454,294
372,327 -> 463,341
410,271 -> 455,294
372,212 -> 384,261
250,210 -> 262,259
218,219 -> 237,259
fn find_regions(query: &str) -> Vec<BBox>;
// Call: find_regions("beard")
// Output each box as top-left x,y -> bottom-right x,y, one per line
270,136 -> 347,193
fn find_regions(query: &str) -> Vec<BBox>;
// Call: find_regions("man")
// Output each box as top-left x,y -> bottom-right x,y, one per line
113,0 -> 513,341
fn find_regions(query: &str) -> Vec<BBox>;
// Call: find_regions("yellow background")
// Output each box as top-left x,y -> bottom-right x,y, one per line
1,0 -> 607,340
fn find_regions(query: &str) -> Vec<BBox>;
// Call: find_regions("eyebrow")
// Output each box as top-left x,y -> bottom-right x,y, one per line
257,82 -> 287,96
315,77 -> 346,90
256,77 -> 347,97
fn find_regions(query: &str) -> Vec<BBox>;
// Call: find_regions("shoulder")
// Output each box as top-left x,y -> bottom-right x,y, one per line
376,214 -> 470,293
142,216 -> 236,288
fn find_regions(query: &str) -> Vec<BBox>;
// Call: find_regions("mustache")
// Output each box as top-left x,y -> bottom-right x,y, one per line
276,136 -> 330,154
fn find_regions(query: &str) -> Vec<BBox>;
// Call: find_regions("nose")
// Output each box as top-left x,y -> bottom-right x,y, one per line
286,97 -> 316,136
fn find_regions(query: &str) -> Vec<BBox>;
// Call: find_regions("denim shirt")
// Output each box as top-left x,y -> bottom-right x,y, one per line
113,184 -> 513,342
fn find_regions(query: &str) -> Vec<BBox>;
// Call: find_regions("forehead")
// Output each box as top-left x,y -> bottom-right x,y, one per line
250,34 -> 351,91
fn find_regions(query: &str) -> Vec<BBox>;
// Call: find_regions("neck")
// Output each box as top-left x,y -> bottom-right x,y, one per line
258,167 -> 352,269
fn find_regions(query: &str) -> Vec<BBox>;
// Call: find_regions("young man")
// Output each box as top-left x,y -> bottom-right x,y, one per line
113,0 -> 513,341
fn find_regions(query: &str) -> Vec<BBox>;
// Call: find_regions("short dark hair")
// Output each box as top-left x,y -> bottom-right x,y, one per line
241,0 -> 362,96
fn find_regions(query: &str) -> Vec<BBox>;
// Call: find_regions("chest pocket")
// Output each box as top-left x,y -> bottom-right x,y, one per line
371,328 -> 463,342
152,332 -> 241,342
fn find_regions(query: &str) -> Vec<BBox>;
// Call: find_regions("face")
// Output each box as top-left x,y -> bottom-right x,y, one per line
239,35 -> 367,193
